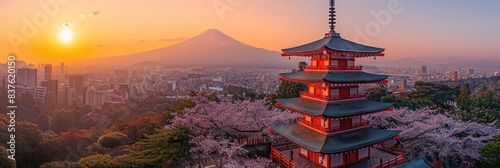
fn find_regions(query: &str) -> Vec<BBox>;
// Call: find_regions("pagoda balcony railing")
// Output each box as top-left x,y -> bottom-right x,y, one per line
304,65 -> 363,71
301,91 -> 367,101
271,142 -> 301,168
298,119 -> 369,133
372,142 -> 406,168
298,119 -> 334,133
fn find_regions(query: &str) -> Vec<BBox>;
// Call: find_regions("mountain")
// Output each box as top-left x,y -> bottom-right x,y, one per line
72,29 -> 304,68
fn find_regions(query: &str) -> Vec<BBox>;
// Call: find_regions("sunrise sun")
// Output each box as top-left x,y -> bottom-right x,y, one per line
59,28 -> 73,43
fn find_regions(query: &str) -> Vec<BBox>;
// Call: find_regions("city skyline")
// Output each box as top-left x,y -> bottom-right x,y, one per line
1,0 -> 500,64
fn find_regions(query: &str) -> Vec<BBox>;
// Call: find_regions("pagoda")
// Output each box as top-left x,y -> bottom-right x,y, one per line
270,1 -> 406,168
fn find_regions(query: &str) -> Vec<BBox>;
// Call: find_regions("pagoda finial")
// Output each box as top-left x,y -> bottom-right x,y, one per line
329,0 -> 337,33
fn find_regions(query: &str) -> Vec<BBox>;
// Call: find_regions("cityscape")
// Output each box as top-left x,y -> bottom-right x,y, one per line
2,58 -> 498,110
1,0 -> 500,168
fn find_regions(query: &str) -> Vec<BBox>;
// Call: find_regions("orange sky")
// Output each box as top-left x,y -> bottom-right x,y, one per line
1,0 -> 499,64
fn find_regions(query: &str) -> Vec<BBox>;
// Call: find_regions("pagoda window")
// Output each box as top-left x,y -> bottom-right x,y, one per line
358,147 -> 369,159
324,60 -> 330,67
331,119 -> 340,129
331,89 -> 339,97
331,153 -> 344,167
309,86 -> 315,94
322,88 -> 329,96
312,60 -> 318,67
305,115 -> 312,122
352,116 -> 360,124
300,147 -> 308,157
347,60 -> 354,67
350,88 -> 358,95
331,60 -> 339,66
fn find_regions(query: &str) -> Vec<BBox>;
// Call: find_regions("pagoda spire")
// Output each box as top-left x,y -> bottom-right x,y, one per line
329,0 -> 337,33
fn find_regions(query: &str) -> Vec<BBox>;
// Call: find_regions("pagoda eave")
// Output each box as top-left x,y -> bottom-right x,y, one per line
270,124 -> 401,154
279,71 -> 389,84
279,77 -> 387,85
277,102 -> 394,118
281,49 -> 385,58
275,97 -> 394,117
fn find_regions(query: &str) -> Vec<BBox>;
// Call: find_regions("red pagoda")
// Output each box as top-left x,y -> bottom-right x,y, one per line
270,1 -> 406,167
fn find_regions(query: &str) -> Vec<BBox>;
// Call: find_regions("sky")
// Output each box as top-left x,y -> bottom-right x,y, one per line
1,0 -> 499,64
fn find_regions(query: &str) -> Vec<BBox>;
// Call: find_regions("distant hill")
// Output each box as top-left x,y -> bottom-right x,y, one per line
71,29 -> 305,69
133,61 -> 165,68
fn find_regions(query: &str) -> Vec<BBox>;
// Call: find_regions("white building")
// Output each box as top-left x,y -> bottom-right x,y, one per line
85,86 -> 107,107
33,86 -> 47,105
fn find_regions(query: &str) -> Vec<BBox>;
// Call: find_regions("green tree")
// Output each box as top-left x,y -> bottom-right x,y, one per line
0,146 -> 15,168
0,118 -> 58,168
78,154 -> 117,168
20,92 -> 36,108
266,62 -> 308,107
366,83 -> 387,102
410,81 -> 455,109
457,83 -> 472,111
297,61 -> 307,71
39,161 -> 82,168
480,135 -> 500,167
137,125 -> 194,167
474,90 -> 496,109
97,132 -> 129,149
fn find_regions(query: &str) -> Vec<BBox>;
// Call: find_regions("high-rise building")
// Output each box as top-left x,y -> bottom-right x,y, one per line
41,80 -> 58,106
270,1 -> 406,167
69,74 -> 85,98
60,63 -> 65,80
62,86 -> 75,106
494,72 -> 499,76
44,64 -> 52,80
17,68 -> 37,88
452,71 -> 459,81
421,66 -> 427,74
399,79 -> 407,92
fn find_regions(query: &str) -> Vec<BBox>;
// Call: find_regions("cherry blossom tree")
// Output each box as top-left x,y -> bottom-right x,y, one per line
368,108 -> 499,161
172,95 -> 300,167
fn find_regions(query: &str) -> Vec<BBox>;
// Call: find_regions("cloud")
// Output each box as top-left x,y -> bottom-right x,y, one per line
62,22 -> 75,29
81,11 -> 100,19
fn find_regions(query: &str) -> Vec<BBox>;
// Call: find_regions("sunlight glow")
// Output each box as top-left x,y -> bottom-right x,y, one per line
59,28 -> 73,43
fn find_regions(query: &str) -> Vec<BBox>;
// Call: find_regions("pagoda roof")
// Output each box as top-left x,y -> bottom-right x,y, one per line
280,71 -> 388,83
270,124 -> 400,154
276,97 -> 393,117
282,34 -> 385,55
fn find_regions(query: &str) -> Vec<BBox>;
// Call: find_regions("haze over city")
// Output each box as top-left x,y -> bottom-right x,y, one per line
1,0 -> 500,64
